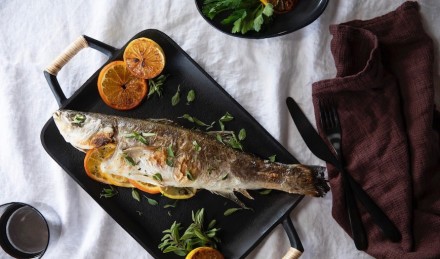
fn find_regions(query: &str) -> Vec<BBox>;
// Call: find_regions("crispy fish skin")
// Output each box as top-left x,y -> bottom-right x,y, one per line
53,110 -> 329,198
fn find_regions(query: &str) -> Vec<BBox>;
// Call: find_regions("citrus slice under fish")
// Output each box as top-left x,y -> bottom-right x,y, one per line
159,186 -> 197,200
84,143 -> 133,187
129,179 -> 161,194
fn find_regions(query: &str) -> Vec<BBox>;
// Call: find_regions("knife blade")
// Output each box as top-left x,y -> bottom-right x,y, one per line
286,97 -> 402,243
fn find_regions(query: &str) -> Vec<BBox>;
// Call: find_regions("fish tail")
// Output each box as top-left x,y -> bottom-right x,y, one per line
307,165 -> 330,197
281,165 -> 330,197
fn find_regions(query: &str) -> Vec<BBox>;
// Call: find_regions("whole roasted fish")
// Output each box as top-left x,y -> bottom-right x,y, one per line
53,110 -> 329,204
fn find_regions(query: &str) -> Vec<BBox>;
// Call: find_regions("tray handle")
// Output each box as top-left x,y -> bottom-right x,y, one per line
281,216 -> 304,259
44,35 -> 117,107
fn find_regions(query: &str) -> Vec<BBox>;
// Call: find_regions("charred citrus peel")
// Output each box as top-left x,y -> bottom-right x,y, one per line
129,179 -> 161,194
84,143 -> 133,187
186,247 -> 224,259
123,38 -> 166,79
97,61 -> 148,110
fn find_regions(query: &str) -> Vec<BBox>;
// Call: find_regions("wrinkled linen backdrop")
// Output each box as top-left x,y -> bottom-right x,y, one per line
0,1 -> 438,258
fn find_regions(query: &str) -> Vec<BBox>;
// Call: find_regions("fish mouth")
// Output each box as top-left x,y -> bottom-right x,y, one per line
53,110 -> 61,120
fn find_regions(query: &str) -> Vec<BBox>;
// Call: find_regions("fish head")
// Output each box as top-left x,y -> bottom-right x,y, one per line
53,110 -> 114,151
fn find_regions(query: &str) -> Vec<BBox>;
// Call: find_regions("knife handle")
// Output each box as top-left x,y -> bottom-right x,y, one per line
347,175 -> 402,242
282,247 -> 302,259
341,170 -> 368,250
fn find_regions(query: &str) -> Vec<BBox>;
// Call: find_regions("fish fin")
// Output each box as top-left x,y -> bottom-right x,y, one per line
148,118 -> 180,126
74,146 -> 87,153
235,189 -> 254,200
123,146 -> 162,153
212,191 -> 248,208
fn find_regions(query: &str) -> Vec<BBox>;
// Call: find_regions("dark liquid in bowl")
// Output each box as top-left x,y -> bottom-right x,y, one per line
5,206 -> 48,255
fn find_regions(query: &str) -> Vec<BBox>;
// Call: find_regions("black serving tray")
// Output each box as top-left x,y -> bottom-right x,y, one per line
41,29 -> 303,258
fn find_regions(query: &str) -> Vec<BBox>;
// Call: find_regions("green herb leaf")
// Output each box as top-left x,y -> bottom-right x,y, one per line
205,0 -> 273,35
72,114 -> 86,124
153,173 -> 163,182
132,188 -> 141,202
253,12 -> 264,32
159,209 -> 220,256
186,89 -> 196,104
100,186 -> 118,198
208,219 -> 217,229
192,140 -> 201,152
144,195 -> 158,206
216,134 -> 224,144
167,144 -> 175,157
171,85 -> 181,106
268,155 -> 276,163
262,3 -> 274,16
166,144 -> 175,167
179,114 -> 215,130
186,170 -> 195,181
224,207 -> 242,216
148,74 -> 169,98
179,114 -> 195,123
123,153 -> 137,166
142,132 -> 157,138
125,131 -> 149,145
259,189 -> 272,195
219,112 -> 234,122
164,200 -> 178,209
219,120 -> 225,131
238,128 -> 246,141
224,133 -> 243,150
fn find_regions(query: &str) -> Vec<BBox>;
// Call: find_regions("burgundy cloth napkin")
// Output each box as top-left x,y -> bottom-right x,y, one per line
311,2 -> 440,258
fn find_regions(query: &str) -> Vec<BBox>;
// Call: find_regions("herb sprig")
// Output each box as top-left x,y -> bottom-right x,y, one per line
202,0 -> 274,34
148,74 -> 169,98
158,209 -> 221,256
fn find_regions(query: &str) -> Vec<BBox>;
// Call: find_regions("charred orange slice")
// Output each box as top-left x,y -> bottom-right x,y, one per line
123,38 -> 165,79
97,61 -> 147,110
129,179 -> 161,194
84,143 -> 117,185
186,247 -> 224,259
84,143 -> 133,187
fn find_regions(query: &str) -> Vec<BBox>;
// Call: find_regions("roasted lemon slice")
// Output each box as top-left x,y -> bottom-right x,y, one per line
159,186 -> 197,200
186,247 -> 224,259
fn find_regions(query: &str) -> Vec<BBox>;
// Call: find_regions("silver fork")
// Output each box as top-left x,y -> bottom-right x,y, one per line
319,98 -> 368,250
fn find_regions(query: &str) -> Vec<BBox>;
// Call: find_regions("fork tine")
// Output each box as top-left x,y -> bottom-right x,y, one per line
329,99 -> 339,129
319,98 -> 332,130
318,99 -> 325,128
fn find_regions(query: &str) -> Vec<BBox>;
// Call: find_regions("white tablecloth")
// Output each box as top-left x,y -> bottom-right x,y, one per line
1,0 -> 439,258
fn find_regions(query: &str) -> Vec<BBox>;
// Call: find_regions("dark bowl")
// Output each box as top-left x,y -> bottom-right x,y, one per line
195,0 -> 330,39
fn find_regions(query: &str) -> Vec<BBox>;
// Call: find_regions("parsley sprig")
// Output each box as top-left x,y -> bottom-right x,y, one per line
202,0 -> 274,34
